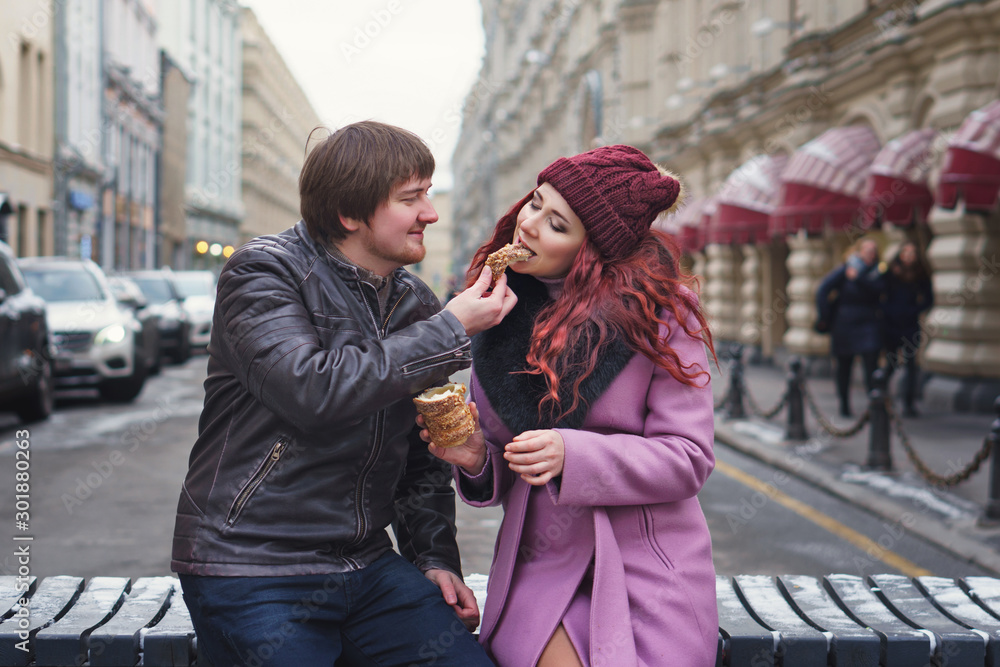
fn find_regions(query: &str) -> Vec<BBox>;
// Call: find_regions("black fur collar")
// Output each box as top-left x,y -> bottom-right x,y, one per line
472,271 -> 634,433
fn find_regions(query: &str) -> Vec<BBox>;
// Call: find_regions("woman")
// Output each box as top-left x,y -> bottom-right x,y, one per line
883,241 -> 933,416
815,238 -> 886,417
421,145 -> 718,666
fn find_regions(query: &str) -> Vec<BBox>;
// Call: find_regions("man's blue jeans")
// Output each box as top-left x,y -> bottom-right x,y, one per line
179,551 -> 492,667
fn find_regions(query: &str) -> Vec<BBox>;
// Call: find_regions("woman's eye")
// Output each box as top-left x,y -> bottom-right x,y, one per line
529,202 -> 541,211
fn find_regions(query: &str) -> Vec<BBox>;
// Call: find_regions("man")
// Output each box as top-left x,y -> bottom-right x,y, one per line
171,121 -> 515,666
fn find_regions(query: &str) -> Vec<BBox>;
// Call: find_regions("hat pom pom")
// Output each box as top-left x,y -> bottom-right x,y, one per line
657,166 -> 686,216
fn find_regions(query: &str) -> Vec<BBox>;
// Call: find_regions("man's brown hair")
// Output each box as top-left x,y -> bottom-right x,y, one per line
299,121 -> 435,246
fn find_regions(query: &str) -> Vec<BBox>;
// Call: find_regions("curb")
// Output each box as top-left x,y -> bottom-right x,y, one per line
713,419 -> 1000,576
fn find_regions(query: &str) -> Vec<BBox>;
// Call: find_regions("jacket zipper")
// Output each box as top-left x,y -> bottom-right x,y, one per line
382,287 -> 409,334
226,439 -> 287,526
400,345 -> 472,374
345,283 -> 409,554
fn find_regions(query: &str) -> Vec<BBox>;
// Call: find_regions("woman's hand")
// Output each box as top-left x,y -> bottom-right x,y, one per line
504,430 -> 565,486
420,402 -> 488,475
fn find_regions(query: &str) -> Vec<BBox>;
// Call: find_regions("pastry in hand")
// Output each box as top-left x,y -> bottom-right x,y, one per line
413,383 -> 475,448
485,243 -> 534,282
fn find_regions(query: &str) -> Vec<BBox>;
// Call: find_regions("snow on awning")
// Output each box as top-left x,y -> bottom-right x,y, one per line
937,100 -> 1000,211
860,128 -> 937,227
710,153 -> 788,244
769,126 -> 881,236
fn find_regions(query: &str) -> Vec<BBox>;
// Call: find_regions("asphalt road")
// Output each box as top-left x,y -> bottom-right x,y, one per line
0,356 -> 988,582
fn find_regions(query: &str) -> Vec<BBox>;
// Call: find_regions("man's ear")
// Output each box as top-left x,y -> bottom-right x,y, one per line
339,214 -> 364,232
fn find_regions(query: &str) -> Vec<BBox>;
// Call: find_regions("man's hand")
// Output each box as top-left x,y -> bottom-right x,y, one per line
420,403 -> 488,475
425,568 -> 481,632
444,267 -> 517,336
504,429 -> 566,486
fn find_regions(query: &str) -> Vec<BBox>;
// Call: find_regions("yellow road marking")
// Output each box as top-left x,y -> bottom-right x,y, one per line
715,459 -> 932,577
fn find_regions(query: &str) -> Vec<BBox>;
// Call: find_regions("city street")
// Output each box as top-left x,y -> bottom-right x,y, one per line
0,356 -> 989,583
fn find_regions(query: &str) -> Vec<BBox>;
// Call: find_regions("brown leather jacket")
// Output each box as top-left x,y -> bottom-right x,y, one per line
171,221 -> 471,577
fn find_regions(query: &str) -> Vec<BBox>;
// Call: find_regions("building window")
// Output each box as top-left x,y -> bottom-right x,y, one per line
37,50 -> 47,153
19,43 -> 32,149
17,205 -> 28,257
37,209 -> 48,256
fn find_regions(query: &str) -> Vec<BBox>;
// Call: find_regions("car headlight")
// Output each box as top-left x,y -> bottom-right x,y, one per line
95,323 -> 127,345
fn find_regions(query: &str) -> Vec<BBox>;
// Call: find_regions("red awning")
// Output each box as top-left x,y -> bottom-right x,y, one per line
710,153 -> 788,244
661,196 -> 713,253
860,128 -> 937,227
769,126 -> 882,236
937,100 -> 1000,211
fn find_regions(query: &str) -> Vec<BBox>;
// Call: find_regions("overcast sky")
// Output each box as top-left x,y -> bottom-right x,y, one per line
238,0 -> 487,190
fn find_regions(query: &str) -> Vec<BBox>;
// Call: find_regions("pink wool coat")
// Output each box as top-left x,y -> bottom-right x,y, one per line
457,308 -> 718,667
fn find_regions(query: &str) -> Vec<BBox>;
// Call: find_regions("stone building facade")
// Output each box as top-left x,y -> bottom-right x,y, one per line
101,0 -> 162,270
158,0 -> 243,272
238,7 -> 321,245
53,0 -> 103,261
0,1 -> 55,257
452,0 -> 1000,412
412,190 -> 456,302
159,52 -> 192,269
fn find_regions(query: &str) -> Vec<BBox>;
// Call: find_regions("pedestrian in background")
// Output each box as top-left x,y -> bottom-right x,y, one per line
815,238 -> 886,417
883,241 -> 933,416
423,145 -> 719,666
171,121 -> 514,666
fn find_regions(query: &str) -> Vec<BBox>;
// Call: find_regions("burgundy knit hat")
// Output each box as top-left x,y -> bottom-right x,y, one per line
537,144 -> 683,260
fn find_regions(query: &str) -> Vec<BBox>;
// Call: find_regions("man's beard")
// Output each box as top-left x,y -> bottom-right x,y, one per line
364,233 -> 426,268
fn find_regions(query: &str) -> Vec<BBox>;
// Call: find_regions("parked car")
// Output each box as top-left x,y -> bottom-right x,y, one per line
18,257 -> 147,402
0,241 -> 54,423
122,270 -> 192,364
106,275 -> 162,375
169,270 -> 216,350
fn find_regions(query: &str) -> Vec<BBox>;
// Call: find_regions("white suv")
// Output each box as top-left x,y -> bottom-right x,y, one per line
18,257 -> 147,402
169,270 -> 216,350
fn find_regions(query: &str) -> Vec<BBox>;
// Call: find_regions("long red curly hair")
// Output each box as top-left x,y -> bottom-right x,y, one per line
467,190 -> 716,422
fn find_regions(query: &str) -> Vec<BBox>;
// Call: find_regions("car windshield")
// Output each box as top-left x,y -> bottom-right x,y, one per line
172,273 -> 215,298
21,266 -> 106,302
131,277 -> 174,304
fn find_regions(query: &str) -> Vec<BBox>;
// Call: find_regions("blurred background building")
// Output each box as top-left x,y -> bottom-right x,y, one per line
413,190 -> 457,302
452,0 -> 1000,413
238,7 -> 321,245
3,0 -> 997,412
53,0 -> 101,262
158,0 -> 243,271
102,0 -> 162,271
0,1 -> 55,257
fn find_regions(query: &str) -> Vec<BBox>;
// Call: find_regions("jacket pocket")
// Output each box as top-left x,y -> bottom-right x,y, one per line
226,438 -> 288,526
639,506 -> 675,571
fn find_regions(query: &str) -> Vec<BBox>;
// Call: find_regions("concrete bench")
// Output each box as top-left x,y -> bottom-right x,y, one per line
4,574 -> 1000,666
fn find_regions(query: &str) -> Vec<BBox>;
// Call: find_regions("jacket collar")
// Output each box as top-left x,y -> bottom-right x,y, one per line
294,220 -> 413,290
472,271 -> 633,432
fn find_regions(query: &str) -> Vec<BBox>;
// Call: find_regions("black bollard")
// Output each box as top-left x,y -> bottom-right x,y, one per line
983,397 -> 1000,520
725,343 -> 746,420
784,357 -> 808,441
865,368 -> 892,471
